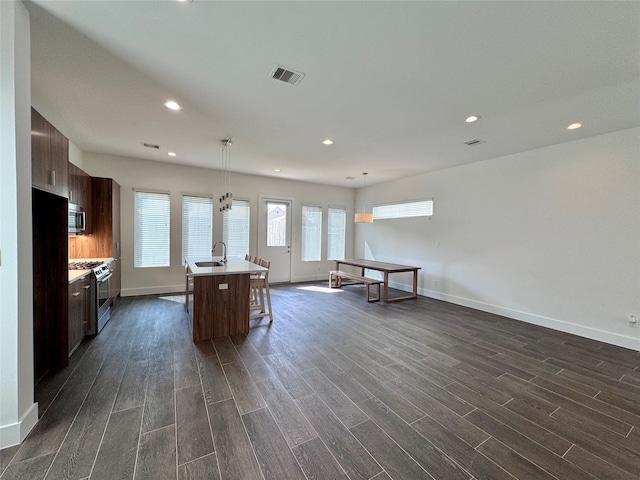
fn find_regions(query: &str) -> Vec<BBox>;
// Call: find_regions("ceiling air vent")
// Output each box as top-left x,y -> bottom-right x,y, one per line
270,64 -> 305,86
464,139 -> 485,146
142,142 -> 160,149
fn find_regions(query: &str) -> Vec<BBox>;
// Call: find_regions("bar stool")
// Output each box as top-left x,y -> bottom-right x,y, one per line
249,258 -> 273,323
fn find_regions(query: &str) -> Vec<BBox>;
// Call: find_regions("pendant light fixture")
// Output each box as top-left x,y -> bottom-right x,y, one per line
219,139 -> 233,212
354,172 -> 374,223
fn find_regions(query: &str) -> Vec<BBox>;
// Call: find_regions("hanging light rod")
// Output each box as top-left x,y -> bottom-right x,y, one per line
219,138 -> 233,212
355,172 -> 373,223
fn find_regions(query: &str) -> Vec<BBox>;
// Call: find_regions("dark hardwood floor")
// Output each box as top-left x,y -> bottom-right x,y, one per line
2,282 -> 639,480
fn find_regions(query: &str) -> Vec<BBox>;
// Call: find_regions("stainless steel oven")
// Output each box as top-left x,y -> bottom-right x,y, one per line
70,261 -> 113,334
94,264 -> 112,333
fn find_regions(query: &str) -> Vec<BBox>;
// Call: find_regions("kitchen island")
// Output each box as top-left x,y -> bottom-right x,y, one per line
185,257 -> 268,341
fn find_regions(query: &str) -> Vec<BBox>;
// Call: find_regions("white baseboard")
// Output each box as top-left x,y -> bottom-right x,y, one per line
408,283 -> 640,352
0,402 -> 38,449
122,285 -> 184,297
291,274 -> 327,283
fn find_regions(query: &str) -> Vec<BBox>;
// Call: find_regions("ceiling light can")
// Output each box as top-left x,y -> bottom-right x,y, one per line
164,100 -> 181,111
567,122 -> 582,130
465,115 -> 480,123
322,139 -> 334,145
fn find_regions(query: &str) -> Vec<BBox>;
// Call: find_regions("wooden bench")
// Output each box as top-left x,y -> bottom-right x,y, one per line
328,270 -> 382,302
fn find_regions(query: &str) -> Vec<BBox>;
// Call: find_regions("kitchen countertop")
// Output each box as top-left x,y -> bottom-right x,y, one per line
69,270 -> 91,283
186,257 -> 268,277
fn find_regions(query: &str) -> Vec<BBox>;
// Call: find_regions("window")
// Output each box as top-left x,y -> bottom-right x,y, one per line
372,199 -> 434,220
327,207 -> 346,260
182,195 -> 213,264
301,205 -> 322,261
267,201 -> 287,247
134,190 -> 170,268
224,199 -> 250,259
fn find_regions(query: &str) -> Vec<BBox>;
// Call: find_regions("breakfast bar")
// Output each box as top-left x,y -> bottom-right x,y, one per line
186,257 -> 268,340
334,259 -> 421,303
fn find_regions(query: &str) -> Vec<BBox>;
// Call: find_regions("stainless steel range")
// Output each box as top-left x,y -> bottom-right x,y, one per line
69,261 -> 113,333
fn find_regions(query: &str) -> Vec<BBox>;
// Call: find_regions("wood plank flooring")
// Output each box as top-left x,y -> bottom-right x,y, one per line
1,283 -> 639,480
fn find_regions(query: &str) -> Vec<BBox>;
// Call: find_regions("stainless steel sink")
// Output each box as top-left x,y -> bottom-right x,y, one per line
195,261 -> 224,267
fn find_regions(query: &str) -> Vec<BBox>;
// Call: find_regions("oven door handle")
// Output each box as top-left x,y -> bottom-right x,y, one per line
97,273 -> 113,283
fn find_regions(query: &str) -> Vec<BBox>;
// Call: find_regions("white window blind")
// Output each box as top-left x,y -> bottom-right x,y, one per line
223,199 -> 250,259
182,195 -> 213,264
372,199 -> 434,220
134,191 -> 170,268
327,207 -> 346,260
301,205 -> 322,261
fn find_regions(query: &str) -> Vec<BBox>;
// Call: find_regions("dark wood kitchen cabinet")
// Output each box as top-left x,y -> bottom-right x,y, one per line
68,274 -> 91,355
31,108 -> 68,198
72,177 -> 121,300
68,162 -> 92,229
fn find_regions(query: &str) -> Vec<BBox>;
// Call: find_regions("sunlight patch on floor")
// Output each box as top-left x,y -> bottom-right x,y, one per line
159,295 -> 186,304
296,285 -> 344,294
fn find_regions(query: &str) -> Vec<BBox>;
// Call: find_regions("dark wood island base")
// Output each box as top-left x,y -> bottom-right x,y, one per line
190,273 -> 250,341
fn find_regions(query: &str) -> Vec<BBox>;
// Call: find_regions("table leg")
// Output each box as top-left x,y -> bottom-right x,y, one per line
384,272 -> 389,302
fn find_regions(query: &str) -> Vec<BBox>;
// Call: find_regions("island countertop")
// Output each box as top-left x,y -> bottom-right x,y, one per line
186,257 -> 268,276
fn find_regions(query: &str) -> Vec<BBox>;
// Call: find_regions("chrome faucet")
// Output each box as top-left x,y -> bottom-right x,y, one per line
212,241 -> 227,264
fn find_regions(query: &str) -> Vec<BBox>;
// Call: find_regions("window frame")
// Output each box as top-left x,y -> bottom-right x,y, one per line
223,198 -> 251,259
372,198 -> 434,220
327,205 -> 346,261
301,203 -> 323,262
134,189 -> 171,268
181,193 -> 214,265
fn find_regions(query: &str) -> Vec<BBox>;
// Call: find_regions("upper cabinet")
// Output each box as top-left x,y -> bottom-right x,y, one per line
91,178 -> 121,259
31,108 -> 69,198
68,162 -> 92,232
68,162 -> 90,207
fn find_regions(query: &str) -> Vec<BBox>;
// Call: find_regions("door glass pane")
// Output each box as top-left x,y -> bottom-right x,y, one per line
267,202 -> 287,247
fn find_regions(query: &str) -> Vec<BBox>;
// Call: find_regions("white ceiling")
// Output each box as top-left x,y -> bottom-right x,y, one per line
27,0 -> 640,187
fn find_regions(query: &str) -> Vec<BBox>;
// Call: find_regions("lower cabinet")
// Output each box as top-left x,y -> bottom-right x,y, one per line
192,274 -> 250,340
69,274 -> 91,355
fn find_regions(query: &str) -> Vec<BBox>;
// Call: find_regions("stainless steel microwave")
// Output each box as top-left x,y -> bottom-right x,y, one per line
68,203 -> 86,234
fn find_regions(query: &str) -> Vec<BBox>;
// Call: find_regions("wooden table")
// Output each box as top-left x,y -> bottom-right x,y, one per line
335,259 -> 421,303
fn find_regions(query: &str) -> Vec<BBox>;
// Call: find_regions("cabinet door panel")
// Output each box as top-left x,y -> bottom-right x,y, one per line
31,108 -> 68,197
31,108 -> 50,191
49,123 -> 69,197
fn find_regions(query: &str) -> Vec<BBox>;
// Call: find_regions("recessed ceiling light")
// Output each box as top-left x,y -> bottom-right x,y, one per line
322,139 -> 334,145
164,100 -> 181,111
177,0 -> 193,3
168,152 -> 177,157
274,169 -> 281,172
465,115 -> 480,123
567,122 -> 582,130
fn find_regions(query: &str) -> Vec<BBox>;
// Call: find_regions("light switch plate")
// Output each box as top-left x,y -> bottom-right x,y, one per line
219,283 -> 228,290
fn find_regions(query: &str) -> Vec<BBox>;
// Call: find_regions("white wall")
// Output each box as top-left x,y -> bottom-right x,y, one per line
68,140 -> 83,168
82,153 -> 356,295
0,0 -> 38,448
355,128 -> 640,351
